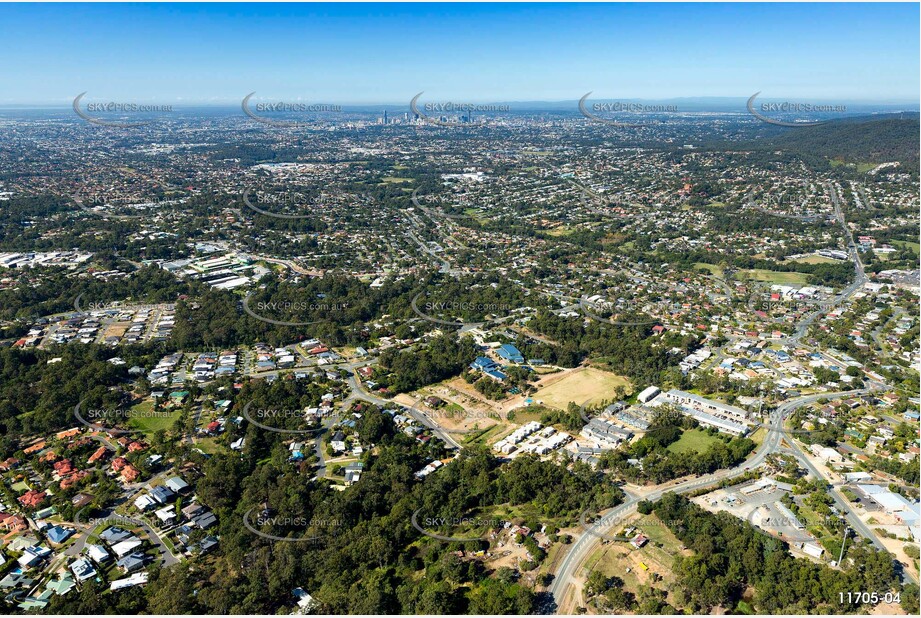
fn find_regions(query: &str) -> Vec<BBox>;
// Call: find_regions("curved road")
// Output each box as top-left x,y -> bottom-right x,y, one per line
344,370 -> 463,450
549,387 -> 879,611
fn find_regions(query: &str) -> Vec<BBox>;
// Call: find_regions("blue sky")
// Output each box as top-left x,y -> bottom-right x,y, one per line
1,2 -> 918,105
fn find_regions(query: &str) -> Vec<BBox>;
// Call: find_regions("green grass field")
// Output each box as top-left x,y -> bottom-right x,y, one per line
893,240 -> 920,255
508,404 -> 554,424
128,400 -> 181,434
667,428 -> 721,454
193,436 -> 223,455
462,208 -> 488,223
694,262 -> 724,278
738,269 -> 809,285
461,423 -> 506,446
748,426 -> 767,447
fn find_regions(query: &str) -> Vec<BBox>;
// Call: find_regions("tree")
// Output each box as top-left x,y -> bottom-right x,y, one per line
466,578 -> 535,614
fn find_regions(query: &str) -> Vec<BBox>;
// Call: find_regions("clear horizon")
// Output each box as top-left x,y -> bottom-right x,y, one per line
3,95 -> 920,108
0,2 -> 918,105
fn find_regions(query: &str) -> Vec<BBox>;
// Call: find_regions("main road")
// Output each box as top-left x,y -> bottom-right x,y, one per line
549,388 -> 880,611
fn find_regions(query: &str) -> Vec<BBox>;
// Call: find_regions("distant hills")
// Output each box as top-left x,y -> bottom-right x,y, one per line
766,113 -> 920,170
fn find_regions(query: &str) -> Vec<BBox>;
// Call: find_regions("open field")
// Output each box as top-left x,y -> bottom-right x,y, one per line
893,240 -> 920,255
192,436 -> 223,455
128,400 -> 181,434
694,262 -> 724,277
461,423 -> 507,446
534,367 -> 630,411
463,208 -> 488,224
667,428 -> 721,454
507,404 -> 555,424
791,254 -> 840,265
581,512 -> 686,612
738,269 -> 809,285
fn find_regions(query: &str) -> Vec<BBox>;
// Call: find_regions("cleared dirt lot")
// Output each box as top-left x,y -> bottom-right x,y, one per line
533,366 -> 631,411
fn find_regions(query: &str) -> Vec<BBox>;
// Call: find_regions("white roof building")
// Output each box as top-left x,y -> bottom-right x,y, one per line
85,544 -> 110,563
110,572 -> 149,590
638,386 -> 661,403
111,539 -> 143,558
802,542 -> 824,558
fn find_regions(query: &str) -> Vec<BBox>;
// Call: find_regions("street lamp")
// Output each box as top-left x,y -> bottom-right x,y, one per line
837,526 -> 850,566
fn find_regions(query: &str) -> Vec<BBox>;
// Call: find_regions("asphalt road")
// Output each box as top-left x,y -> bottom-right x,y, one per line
548,388 -> 877,612
344,370 -> 463,450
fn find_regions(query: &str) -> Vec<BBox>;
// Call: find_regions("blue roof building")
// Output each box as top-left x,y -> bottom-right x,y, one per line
497,344 -> 524,364
471,356 -> 498,371
46,526 -> 73,544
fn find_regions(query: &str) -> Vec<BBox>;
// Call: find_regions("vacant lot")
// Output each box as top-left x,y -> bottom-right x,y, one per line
791,254 -> 840,265
738,269 -> 809,285
667,428 -> 720,454
581,512 -> 687,612
129,400 -> 181,434
534,367 -> 631,411
694,262 -> 724,277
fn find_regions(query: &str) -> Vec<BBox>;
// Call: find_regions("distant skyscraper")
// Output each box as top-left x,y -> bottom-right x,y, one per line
383,110 -> 388,125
